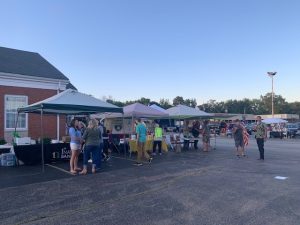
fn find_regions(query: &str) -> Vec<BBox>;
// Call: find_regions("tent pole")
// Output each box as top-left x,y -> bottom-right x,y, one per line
122,114 -> 126,158
14,112 -> 20,144
131,115 -> 134,135
214,118 -> 216,150
57,114 -> 60,141
56,82 -> 60,141
41,109 -> 45,173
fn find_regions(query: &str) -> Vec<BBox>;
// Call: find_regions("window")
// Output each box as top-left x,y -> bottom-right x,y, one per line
5,95 -> 28,130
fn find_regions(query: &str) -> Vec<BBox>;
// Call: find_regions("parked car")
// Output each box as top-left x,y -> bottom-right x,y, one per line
226,123 -> 235,137
286,123 -> 298,138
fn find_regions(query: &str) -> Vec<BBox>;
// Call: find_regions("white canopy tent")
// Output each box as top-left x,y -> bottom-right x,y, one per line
93,103 -> 169,134
149,104 -> 168,113
166,104 -> 212,119
262,118 -> 288,124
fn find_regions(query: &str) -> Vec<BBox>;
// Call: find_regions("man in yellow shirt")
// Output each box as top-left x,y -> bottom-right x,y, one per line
153,123 -> 163,155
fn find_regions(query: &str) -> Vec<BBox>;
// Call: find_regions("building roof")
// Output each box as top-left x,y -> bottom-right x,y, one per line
66,82 -> 77,90
0,46 -> 69,80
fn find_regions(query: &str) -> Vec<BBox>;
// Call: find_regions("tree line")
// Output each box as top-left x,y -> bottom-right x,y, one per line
105,93 -> 300,116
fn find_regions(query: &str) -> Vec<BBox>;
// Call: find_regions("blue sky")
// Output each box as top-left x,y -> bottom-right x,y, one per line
0,0 -> 299,104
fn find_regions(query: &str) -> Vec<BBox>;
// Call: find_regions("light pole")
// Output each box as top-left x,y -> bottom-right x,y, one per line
267,72 -> 277,118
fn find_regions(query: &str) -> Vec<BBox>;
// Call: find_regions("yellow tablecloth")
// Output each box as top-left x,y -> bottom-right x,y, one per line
129,140 -> 168,153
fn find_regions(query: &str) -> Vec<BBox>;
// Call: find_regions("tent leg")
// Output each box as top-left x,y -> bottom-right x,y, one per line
214,118 -> 217,150
14,112 -> 20,144
57,114 -> 60,141
41,109 -> 45,173
122,114 -> 126,158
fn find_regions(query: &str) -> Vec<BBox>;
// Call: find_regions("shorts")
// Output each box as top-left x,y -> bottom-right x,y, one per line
202,135 -> 210,143
70,143 -> 81,151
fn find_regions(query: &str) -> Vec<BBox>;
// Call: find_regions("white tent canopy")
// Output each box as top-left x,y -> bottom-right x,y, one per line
18,89 -> 123,114
149,104 -> 168,113
166,104 -> 211,119
95,102 -> 169,119
262,118 -> 288,124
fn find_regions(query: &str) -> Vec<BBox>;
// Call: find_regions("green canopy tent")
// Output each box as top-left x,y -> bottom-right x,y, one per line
17,89 -> 123,172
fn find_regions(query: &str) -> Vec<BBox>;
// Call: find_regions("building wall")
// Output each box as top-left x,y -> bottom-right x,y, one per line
0,85 -> 66,143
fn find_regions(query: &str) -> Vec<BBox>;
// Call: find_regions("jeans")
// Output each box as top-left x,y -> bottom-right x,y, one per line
99,142 -> 104,153
194,140 -> 198,149
83,145 -> 101,168
153,140 -> 162,154
256,138 -> 265,160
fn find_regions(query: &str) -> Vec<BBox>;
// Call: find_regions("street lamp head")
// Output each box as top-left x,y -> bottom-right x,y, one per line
267,72 -> 277,77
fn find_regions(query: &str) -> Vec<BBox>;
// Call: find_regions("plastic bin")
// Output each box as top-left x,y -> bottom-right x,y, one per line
1,153 -> 16,166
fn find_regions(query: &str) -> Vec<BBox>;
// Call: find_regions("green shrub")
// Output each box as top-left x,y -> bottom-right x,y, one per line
0,139 -> 7,145
43,137 -> 52,145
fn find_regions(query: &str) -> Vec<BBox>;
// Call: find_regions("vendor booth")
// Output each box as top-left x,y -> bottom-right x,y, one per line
262,118 -> 288,138
102,102 -> 169,134
166,105 -> 214,150
98,103 -> 169,156
16,89 -> 123,171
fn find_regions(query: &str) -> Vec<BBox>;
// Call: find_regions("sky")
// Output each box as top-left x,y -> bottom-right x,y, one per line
0,0 -> 300,104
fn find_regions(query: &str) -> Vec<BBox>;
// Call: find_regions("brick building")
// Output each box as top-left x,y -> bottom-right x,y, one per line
0,46 -> 73,143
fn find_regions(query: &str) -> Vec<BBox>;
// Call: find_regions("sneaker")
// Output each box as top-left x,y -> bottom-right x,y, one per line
159,153 -> 162,156
133,162 -> 143,166
152,152 -> 156,156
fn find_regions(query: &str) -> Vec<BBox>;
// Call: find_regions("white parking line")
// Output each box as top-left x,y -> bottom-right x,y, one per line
274,176 -> 288,180
45,164 -> 75,175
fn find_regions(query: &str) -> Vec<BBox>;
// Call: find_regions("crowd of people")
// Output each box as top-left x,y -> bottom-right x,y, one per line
67,116 -> 268,174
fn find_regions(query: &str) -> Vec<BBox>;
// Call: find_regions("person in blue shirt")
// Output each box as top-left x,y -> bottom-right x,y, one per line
69,119 -> 82,174
134,118 -> 152,166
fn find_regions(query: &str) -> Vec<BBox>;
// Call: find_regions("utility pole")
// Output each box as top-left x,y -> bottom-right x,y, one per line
267,72 -> 277,118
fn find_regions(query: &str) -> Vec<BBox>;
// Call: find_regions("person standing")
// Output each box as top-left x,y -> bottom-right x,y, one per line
80,119 -> 101,174
153,123 -> 163,155
102,129 -> 110,161
232,119 -> 245,157
78,121 -> 86,136
98,121 -> 104,160
254,116 -> 267,160
202,120 -> 211,152
69,119 -> 82,174
134,118 -> 152,166
191,120 -> 200,149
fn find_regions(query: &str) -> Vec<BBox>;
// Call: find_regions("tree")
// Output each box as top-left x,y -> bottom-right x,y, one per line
184,98 -> 197,108
287,102 -> 300,116
173,96 -> 184,106
149,101 -> 160,106
159,98 -> 172,109
137,97 -> 151,105
259,93 -> 288,114
106,99 -> 124,107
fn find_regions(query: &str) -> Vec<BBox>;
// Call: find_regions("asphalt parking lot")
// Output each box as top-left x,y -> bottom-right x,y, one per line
0,137 -> 299,225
